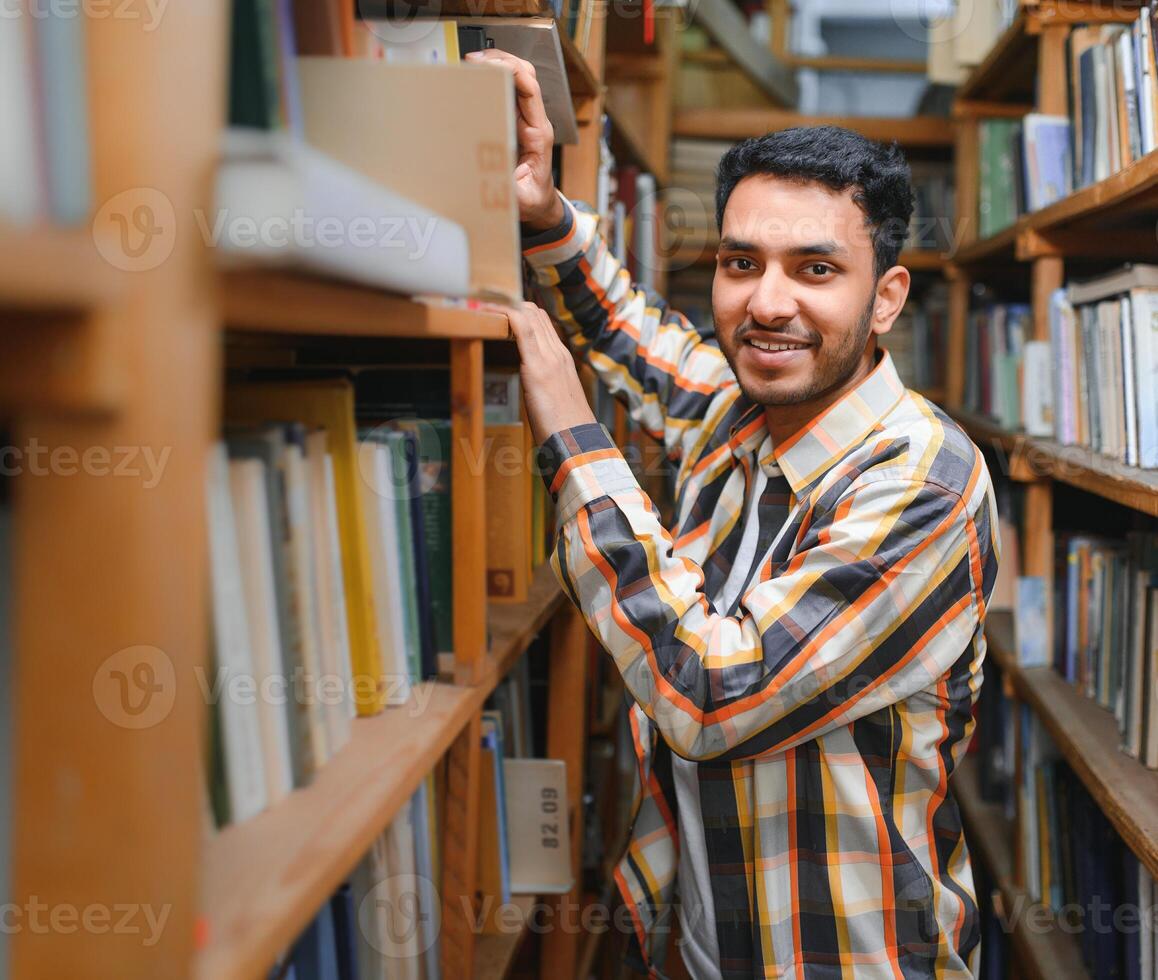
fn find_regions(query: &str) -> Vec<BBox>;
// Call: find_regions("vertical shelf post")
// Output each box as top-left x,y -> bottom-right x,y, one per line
451,337 -> 488,686
9,4 -> 226,978
540,602 -> 592,978
440,711 -> 483,979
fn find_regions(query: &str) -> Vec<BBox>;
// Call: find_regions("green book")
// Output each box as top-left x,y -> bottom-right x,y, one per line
979,119 -> 1021,238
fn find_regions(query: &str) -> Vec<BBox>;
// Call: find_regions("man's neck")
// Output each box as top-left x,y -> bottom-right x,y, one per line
762,348 -> 878,448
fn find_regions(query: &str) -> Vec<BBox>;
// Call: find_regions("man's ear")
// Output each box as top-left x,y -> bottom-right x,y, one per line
869,265 -> 911,336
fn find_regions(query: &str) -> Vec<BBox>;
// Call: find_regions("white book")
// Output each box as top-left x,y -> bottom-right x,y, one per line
1022,340 -> 1054,438
281,435 -> 330,766
410,780 -> 442,980
0,16 -> 44,222
1141,864 -> 1154,980
383,803 -> 422,980
213,128 -> 471,298
1130,288 -> 1158,468
358,442 -> 412,705
305,431 -> 354,753
1121,295 -> 1140,467
227,458 -> 295,806
205,444 -> 268,824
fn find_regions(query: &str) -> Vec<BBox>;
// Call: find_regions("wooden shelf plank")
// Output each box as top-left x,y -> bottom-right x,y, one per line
559,27 -> 599,100
1031,149 -> 1158,234
0,227 -> 121,314
197,564 -> 567,980
223,270 -> 510,341
985,614 -> 1158,886
473,894 -> 538,980
196,682 -> 479,980
950,408 -> 1158,517
673,109 -> 955,148
950,223 -> 1018,266
953,755 -> 1088,980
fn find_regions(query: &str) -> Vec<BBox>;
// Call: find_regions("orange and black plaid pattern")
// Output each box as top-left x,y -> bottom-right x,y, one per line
525,198 -> 1000,979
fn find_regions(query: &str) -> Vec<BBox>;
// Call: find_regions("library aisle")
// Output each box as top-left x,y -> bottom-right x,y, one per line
1,0 -> 1156,978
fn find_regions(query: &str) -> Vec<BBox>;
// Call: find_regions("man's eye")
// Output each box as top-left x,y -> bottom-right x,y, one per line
727,257 -> 756,272
806,263 -> 834,277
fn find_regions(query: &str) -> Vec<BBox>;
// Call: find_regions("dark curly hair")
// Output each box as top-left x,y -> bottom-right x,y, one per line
715,125 -> 914,281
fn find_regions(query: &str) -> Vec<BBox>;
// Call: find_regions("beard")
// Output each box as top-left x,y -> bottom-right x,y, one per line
721,291 -> 877,408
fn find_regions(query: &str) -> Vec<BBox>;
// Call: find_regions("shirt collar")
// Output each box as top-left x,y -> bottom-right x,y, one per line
727,349 -> 907,496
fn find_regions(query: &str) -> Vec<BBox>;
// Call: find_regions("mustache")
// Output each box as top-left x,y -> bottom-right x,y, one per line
734,320 -> 819,345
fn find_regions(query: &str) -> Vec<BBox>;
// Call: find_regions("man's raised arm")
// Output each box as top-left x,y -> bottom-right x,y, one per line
467,48 -> 729,460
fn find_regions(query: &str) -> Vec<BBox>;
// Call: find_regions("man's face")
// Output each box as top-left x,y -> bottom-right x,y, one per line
712,174 -> 891,407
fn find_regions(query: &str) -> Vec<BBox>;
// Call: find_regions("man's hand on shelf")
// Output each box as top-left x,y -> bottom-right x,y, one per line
494,302 -> 596,446
464,48 -> 564,231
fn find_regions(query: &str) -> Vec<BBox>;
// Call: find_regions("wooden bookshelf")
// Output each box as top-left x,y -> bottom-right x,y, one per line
952,756 -> 1088,980
984,614 -> 1158,885
673,109 -> 955,148
956,8 -> 1035,103
0,228 -> 120,314
686,0 -> 797,107
474,894 -> 538,980
949,408 -> 1158,518
559,28 -> 599,101
197,562 -> 565,980
224,270 -> 511,341
605,102 -> 666,187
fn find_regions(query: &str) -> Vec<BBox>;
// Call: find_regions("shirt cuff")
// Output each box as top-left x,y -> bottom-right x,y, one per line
537,422 -> 641,526
521,194 -> 586,270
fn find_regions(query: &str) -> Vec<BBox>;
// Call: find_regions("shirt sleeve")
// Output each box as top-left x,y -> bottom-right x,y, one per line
522,194 -> 731,462
538,421 -> 988,763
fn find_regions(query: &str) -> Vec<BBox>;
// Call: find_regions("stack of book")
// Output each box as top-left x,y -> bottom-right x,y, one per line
1070,10 -> 1158,190
976,114 -> 1074,238
886,280 -> 949,393
265,780 -> 442,980
664,138 -> 730,264
0,9 -> 90,224
974,675 -> 1158,978
961,301 -> 1038,431
1050,265 -> 1158,469
1019,712 -> 1158,977
1051,531 -> 1158,767
908,161 -> 955,254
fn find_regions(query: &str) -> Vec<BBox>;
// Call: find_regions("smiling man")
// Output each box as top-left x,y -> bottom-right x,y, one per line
469,49 -> 999,980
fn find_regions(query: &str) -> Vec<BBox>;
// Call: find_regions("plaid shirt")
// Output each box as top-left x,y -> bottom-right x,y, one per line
524,198 -> 999,979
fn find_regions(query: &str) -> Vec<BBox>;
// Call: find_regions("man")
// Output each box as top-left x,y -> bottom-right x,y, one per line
467,49 -> 998,979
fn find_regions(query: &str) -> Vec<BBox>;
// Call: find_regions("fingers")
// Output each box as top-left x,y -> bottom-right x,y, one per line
464,49 -> 552,132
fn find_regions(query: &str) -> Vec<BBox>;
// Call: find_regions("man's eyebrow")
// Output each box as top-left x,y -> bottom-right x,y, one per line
786,241 -> 849,258
718,236 -> 757,252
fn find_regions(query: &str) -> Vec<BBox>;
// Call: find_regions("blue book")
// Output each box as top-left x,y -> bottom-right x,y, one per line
328,885 -> 358,980
1023,114 -> 1073,212
481,712 -> 511,903
1016,576 -> 1051,667
290,903 -> 340,980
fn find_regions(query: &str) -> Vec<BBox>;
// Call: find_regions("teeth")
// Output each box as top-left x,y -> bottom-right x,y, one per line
749,339 -> 808,352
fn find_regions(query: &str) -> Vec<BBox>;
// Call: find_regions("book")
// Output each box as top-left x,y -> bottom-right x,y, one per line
1016,576 -> 1051,668
478,712 -> 512,913
0,13 -> 44,223
226,426 -> 320,783
1022,115 -> 1072,212
358,440 -> 414,706
227,457 -> 296,806
227,380 -> 389,715
296,58 -> 523,304
205,444 -> 269,825
214,128 -> 471,298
